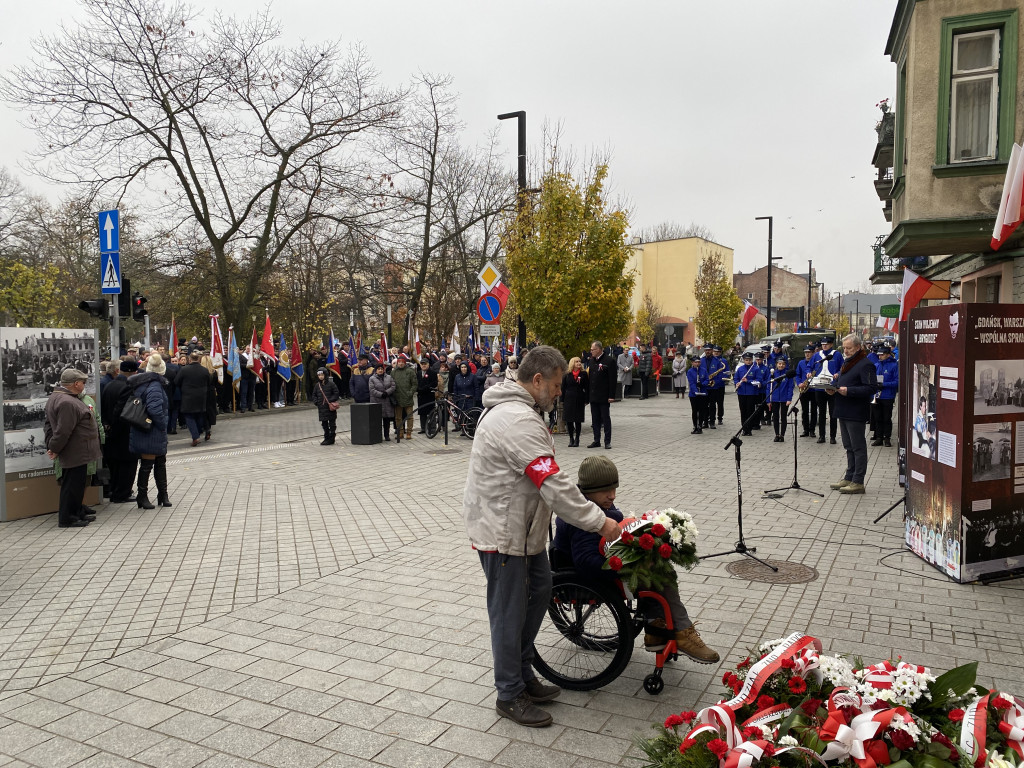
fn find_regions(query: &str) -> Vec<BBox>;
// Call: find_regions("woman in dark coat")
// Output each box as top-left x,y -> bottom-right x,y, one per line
129,354 -> 171,509
175,351 -> 211,446
368,363 -> 397,442
561,356 -> 589,447
201,355 -> 218,439
453,363 -> 476,411
312,368 -> 340,445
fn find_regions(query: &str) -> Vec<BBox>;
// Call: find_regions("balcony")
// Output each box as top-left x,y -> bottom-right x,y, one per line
874,168 -> 893,200
871,110 -> 895,170
870,235 -> 903,285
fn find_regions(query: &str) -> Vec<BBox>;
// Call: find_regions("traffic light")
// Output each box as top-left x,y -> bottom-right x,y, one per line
78,298 -> 108,319
117,278 -> 131,318
132,292 -> 148,321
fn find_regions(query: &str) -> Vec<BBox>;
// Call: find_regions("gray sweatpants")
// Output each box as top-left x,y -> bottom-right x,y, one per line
478,551 -> 551,701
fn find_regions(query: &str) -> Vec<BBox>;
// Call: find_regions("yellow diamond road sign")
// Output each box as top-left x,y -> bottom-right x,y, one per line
478,261 -> 501,292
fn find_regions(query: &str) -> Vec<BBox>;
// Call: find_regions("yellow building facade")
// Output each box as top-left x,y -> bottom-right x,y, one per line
627,237 -> 734,346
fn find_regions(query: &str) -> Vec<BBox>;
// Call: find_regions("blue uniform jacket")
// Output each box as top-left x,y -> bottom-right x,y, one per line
875,357 -> 899,400
734,364 -> 761,397
687,367 -> 707,397
795,358 -> 815,390
705,356 -> 729,390
769,372 -> 795,403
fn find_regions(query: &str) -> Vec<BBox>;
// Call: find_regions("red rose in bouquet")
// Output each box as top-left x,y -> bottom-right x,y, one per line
889,729 -> 914,750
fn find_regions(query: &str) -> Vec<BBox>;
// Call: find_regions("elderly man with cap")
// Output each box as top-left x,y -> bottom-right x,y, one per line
812,336 -> 842,444
464,345 -> 620,728
101,359 -> 140,503
551,455 -> 720,663
44,368 -> 102,528
795,345 -> 818,437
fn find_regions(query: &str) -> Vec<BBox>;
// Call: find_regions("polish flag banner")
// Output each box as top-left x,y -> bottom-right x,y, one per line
899,268 -> 937,322
209,314 -> 225,384
992,142 -> 1024,251
414,328 -> 421,360
249,326 -> 264,379
260,313 -> 277,357
740,300 -> 760,332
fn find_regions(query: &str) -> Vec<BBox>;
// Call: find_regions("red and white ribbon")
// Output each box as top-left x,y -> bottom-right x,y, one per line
741,704 -> 792,734
724,634 -> 821,710
857,660 -> 931,691
822,707 -> 912,768
960,694 -> 990,767
793,647 -> 822,683
723,740 -> 827,768
997,694 -> 1024,760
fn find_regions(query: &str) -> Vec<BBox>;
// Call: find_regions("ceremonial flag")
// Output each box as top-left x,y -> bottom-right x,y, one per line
482,337 -> 490,353
451,322 -> 461,355
169,315 -> 178,357
876,316 -> 897,333
226,326 -> 241,391
209,314 -> 225,384
414,328 -> 422,360
513,334 -> 519,358
491,280 -> 511,311
325,327 -> 341,378
248,325 -> 264,379
260,313 -> 276,357
348,335 -> 357,364
380,332 -> 389,365
740,300 -> 760,332
992,142 -> 1024,250
291,328 -> 304,380
277,331 -> 292,382
898,268 -> 936,322
467,325 -> 475,355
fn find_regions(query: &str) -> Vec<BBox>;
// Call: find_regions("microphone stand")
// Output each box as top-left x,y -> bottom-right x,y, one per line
764,397 -> 823,498
701,397 -> 779,572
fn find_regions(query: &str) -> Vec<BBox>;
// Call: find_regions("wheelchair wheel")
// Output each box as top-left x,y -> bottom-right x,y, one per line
462,408 -> 482,439
533,573 -> 633,690
425,407 -> 440,439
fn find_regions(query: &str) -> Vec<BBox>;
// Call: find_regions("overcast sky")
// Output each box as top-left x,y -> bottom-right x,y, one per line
1,0 -> 897,297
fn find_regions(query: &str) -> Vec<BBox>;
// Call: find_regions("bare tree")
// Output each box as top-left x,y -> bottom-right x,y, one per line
637,220 -> 716,243
2,0 -> 404,327
0,168 -> 28,249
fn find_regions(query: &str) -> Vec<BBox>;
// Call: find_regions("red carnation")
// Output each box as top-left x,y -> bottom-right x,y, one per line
723,671 -> 737,686
707,738 -> 730,759
680,710 -> 697,723
639,534 -> 655,551
621,531 -> 634,544
665,714 -> 685,729
801,698 -> 823,717
780,658 -> 796,669
992,696 -> 1013,711
742,726 -> 762,740
731,680 -> 743,695
788,677 -> 808,694
659,543 -> 673,559
762,744 -> 777,758
890,729 -> 914,750
651,523 -> 666,537
679,738 -> 697,754
756,695 -> 776,710
737,656 -> 753,671
932,733 -> 959,760
608,556 -> 623,571
948,708 -> 965,722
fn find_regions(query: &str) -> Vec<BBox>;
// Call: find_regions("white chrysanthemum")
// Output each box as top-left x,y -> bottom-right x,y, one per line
819,655 -> 857,687
987,751 -> 1015,768
669,528 -> 684,546
890,718 -> 922,741
758,638 -> 786,653
778,736 -> 799,748
652,513 -> 673,529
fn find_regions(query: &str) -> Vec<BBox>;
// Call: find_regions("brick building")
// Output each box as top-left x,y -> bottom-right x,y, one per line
733,265 -> 818,329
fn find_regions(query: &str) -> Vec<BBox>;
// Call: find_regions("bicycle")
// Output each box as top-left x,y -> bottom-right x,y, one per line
424,392 -> 481,439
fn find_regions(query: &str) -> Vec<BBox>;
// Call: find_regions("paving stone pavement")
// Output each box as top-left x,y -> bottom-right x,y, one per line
1,393 -> 1023,767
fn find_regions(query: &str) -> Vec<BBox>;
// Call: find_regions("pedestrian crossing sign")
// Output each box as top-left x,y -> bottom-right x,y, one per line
101,252 -> 122,294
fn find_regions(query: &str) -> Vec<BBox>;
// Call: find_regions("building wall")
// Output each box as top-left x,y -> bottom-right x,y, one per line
892,0 -> 1024,227
733,266 -> 817,318
628,237 -> 734,345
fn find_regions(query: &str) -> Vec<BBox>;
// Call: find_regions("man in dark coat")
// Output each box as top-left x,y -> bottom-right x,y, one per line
175,351 -> 211,446
163,355 -> 181,431
44,368 -> 102,527
349,355 -> 372,403
828,335 -> 878,495
585,340 -> 616,449
101,360 -> 139,503
416,357 -> 438,434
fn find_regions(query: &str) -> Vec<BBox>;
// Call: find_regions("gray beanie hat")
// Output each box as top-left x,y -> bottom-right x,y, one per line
577,456 -> 619,494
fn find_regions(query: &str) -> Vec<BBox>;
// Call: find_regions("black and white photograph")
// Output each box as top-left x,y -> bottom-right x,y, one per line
2,399 -> 47,431
974,359 -> 1024,416
912,363 -> 937,460
3,428 -> 52,474
0,327 -> 97,401
972,422 -> 1012,483
961,503 -> 1024,581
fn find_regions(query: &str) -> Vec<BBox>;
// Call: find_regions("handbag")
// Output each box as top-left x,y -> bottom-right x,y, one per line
319,384 -> 340,411
121,396 -> 153,432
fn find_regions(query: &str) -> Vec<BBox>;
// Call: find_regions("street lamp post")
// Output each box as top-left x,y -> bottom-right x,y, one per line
498,110 -> 528,352
755,216 -> 782,338
807,259 -> 813,331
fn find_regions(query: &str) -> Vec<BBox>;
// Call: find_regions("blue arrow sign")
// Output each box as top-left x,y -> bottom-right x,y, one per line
101,252 -> 122,295
98,209 -> 119,254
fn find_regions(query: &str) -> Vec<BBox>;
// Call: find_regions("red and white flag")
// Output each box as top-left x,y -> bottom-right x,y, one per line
380,332 -> 389,364
209,314 -> 225,384
992,142 -> 1024,251
248,325 -> 264,379
876,315 -> 897,332
414,328 -> 421,360
898,268 -> 936,321
260,313 -> 276,358
740,300 -> 760,332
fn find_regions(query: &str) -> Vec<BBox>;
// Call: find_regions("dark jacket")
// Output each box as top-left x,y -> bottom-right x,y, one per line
561,370 -> 589,422
175,363 -> 211,414
44,386 -> 103,469
586,352 -> 616,403
349,365 -> 372,403
417,366 -> 438,403
453,372 -> 477,407
832,351 -> 877,423
101,375 -> 132,453
368,373 -> 396,418
553,503 -> 623,584
392,364 -> 417,408
312,374 -> 340,419
164,362 -> 182,402
127,372 -> 169,456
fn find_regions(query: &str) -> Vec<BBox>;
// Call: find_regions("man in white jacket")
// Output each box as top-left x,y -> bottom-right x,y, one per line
463,346 -> 620,727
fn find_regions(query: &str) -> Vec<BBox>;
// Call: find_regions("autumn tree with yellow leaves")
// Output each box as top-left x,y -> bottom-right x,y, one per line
502,162 -> 634,359
693,252 -> 743,349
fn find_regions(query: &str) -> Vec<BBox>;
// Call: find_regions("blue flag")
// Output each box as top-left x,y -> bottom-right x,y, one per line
277,331 -> 291,382
227,327 -> 241,391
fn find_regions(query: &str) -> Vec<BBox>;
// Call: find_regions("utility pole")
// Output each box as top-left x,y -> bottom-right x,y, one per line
755,216 -> 781,338
807,259 -> 813,331
498,110 -> 528,352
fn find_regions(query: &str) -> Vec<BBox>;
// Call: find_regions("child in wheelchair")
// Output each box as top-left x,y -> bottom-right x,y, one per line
551,456 -> 720,664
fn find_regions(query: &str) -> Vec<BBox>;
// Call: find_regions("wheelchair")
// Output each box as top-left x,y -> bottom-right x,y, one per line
533,545 -> 679,695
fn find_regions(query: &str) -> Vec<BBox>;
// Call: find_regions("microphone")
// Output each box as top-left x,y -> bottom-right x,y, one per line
769,370 -> 797,384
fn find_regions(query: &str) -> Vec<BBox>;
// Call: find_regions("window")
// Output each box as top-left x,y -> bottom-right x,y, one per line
747,293 -> 754,300
935,11 -> 1018,170
950,30 -> 999,162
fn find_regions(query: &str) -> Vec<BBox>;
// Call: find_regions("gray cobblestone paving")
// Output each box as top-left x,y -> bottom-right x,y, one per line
1,394 -> 1023,766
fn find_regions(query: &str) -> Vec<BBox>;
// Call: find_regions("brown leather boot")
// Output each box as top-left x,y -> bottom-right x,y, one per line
675,626 -> 720,664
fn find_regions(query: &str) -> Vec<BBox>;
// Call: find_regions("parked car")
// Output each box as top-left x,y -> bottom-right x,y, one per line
744,330 -> 838,370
